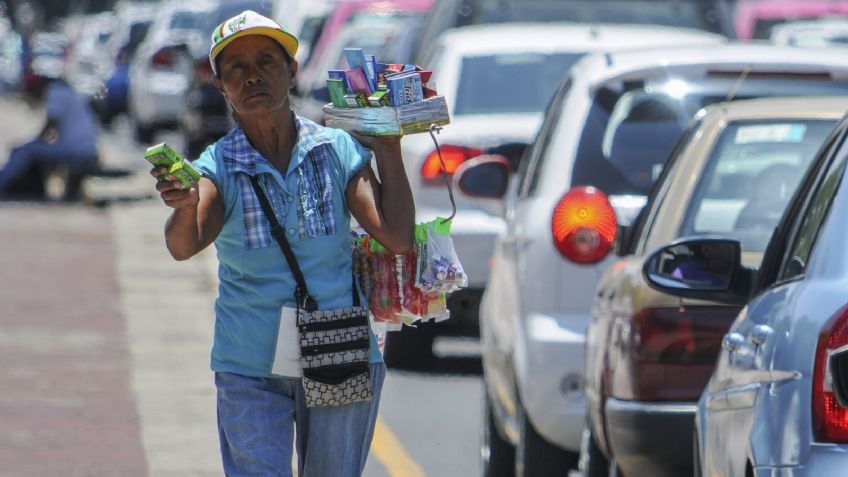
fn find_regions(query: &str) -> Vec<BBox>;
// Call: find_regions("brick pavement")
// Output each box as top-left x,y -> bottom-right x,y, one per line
0,95 -> 222,476
0,202 -> 149,476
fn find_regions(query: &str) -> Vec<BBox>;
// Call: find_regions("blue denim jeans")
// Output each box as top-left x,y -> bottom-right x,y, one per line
215,363 -> 386,477
0,139 -> 96,194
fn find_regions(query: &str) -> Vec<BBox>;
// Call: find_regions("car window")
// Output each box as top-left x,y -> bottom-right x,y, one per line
777,134 -> 848,281
568,75 -> 848,197
631,114 -> 704,256
679,119 -> 836,253
169,11 -> 208,31
517,76 -> 572,198
453,52 -> 583,115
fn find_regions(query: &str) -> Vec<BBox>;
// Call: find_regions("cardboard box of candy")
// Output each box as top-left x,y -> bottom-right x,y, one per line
321,48 -> 450,136
324,96 -> 450,136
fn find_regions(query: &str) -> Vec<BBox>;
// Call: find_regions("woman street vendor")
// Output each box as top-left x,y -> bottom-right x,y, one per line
150,10 -> 414,477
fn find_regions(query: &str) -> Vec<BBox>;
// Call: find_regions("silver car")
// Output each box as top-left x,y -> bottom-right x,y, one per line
646,113 -> 848,475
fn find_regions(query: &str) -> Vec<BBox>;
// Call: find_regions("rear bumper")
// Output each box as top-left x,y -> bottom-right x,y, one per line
605,398 -> 696,477
517,312 -> 589,451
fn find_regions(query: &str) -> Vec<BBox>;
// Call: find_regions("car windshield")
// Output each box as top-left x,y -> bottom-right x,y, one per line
471,0 -> 731,35
454,52 -> 584,115
170,11 -> 209,31
571,75 -> 848,197
679,118 -> 836,252
212,0 -> 275,25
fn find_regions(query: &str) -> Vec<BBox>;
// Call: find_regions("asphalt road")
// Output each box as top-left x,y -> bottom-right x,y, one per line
0,95 -> 485,477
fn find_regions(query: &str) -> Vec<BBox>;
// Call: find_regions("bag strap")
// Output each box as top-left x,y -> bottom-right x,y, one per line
248,175 -> 360,311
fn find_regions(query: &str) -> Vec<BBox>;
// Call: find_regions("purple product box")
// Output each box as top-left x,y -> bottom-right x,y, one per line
328,70 -> 352,91
345,68 -> 373,96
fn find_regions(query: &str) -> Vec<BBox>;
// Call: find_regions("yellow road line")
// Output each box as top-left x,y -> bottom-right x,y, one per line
371,415 -> 427,477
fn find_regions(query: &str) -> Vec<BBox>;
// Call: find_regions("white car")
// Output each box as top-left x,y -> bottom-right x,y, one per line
383,22 -> 723,367
454,43 -> 848,476
127,0 -> 216,143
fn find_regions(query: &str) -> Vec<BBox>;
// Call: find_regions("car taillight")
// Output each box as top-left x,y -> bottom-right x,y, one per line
551,186 -> 616,264
813,305 -> 848,443
608,306 -> 740,401
420,145 -> 483,186
151,47 -> 175,68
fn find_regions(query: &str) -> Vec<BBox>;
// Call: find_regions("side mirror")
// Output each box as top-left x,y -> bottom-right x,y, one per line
453,155 -> 511,199
643,237 -> 750,304
486,142 -> 529,172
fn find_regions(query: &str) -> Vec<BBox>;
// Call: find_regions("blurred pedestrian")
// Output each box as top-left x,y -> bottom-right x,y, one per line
151,10 -> 414,477
0,53 -> 98,199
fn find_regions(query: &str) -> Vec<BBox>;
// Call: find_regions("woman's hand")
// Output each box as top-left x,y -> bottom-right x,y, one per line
349,132 -> 402,159
151,166 -> 199,209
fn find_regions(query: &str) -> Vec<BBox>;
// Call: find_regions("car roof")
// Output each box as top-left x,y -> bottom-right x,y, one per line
699,96 -> 848,122
574,42 -> 848,86
435,22 -> 723,56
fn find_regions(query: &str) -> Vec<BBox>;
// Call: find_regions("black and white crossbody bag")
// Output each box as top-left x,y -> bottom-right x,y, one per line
250,176 -> 373,407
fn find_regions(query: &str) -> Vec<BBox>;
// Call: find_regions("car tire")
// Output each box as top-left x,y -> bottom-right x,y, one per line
515,404 -> 578,476
481,391 -> 515,477
580,422 -> 610,477
383,322 -> 434,369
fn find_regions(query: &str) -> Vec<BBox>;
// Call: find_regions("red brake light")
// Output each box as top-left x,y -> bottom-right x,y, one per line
420,145 -> 483,186
813,305 -> 848,443
551,186 -> 616,264
151,47 -> 175,68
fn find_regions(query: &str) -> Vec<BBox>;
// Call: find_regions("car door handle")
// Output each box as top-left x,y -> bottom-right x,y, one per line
722,332 -> 746,352
749,325 -> 773,345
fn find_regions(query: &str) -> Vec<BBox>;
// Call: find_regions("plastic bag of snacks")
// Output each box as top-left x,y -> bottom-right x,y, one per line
418,218 -> 467,294
321,48 -> 450,136
351,221 -> 455,330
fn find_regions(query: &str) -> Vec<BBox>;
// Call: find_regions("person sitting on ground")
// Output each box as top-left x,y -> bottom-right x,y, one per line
0,54 -> 98,200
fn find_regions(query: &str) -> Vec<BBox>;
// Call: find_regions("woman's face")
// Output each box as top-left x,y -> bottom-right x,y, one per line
214,35 -> 298,118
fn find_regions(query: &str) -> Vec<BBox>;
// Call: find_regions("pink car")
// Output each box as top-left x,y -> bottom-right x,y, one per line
735,0 -> 848,39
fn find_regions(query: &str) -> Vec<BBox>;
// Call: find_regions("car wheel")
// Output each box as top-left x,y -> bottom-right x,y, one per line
383,322 -> 434,369
515,404 -> 578,476
481,391 -> 515,477
580,422 -> 610,477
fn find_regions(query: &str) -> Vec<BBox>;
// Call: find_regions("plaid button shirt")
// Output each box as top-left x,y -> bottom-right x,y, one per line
218,116 -> 340,249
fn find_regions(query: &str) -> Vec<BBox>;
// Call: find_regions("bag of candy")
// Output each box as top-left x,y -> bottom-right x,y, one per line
419,218 -> 467,294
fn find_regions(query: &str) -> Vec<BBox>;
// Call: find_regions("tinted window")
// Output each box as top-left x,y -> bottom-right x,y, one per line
518,77 -> 572,197
474,0 -> 730,34
679,119 -> 836,252
569,75 -> 848,197
170,11 -> 209,31
213,0 -> 275,25
454,52 -> 582,115
778,138 -> 848,280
